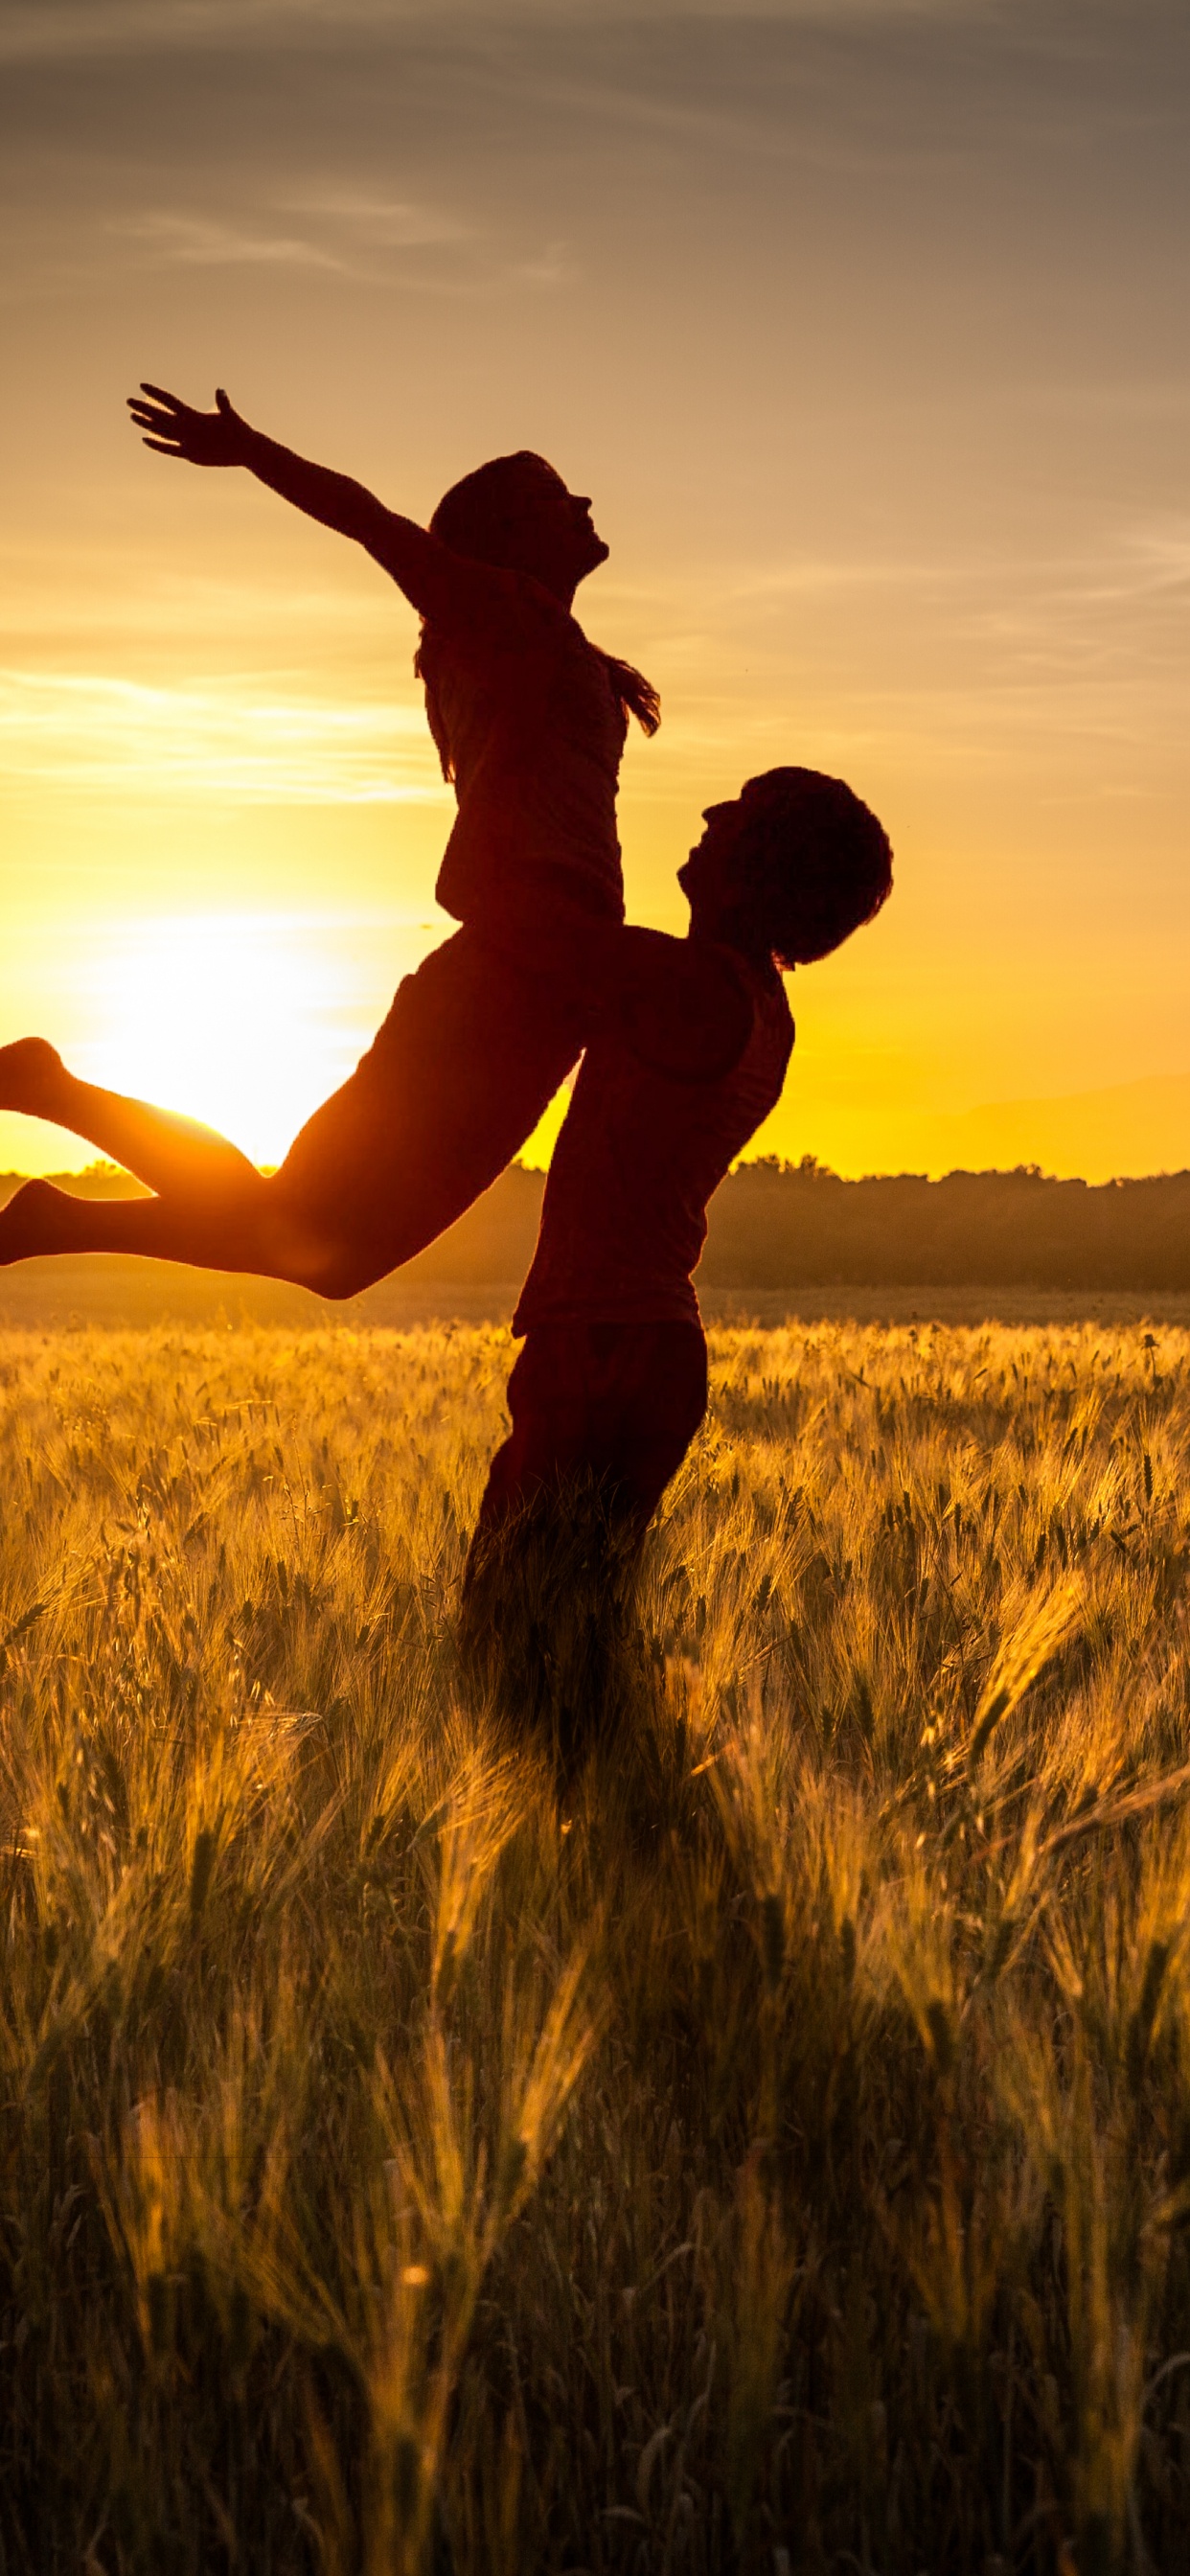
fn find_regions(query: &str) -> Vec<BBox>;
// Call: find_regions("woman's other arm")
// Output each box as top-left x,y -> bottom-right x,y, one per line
127,382 -> 498,629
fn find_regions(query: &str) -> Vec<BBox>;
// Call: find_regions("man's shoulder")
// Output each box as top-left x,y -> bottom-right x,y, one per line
610,932 -> 759,1084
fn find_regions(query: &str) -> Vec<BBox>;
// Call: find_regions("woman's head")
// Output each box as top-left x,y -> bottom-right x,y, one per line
429,451 -> 607,601
679,769 -> 893,967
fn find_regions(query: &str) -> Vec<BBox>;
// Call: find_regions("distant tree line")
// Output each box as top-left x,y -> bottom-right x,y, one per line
408,1156 -> 1190,1290
696,1158 -> 1190,1289
7,1155 -> 1190,1287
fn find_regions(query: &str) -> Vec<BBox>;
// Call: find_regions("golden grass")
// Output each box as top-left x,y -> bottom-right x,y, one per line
2,1316 -> 1190,2573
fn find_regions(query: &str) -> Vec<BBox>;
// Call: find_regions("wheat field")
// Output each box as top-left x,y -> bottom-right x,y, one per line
2,1316 -> 1190,2574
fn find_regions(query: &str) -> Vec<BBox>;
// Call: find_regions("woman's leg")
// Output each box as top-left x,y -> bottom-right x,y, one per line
0,1035 -> 309,1276
0,1034 -> 319,1279
267,927 -> 585,1290
0,1039 -> 261,1199
0,1172 -> 333,1282
0,930 -> 587,1294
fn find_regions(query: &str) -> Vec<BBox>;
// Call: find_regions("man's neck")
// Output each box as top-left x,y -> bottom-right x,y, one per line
687,908 -> 775,973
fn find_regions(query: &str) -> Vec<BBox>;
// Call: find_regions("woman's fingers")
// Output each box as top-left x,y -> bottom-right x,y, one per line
131,420 -> 184,447
127,397 -> 184,426
127,380 -> 235,464
127,391 -> 197,449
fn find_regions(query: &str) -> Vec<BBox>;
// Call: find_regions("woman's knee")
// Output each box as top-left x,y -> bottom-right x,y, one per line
262,1197 -> 384,1300
298,1238 -> 384,1301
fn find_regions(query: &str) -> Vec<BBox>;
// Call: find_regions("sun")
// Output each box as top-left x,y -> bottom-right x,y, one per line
74,913 -> 401,1169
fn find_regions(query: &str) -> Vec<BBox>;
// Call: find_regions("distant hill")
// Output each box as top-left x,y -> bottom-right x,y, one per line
918,1069 -> 1190,1184
7,1155 -> 1190,1292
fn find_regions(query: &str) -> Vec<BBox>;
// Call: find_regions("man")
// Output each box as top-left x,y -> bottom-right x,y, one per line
461,768 -> 893,1715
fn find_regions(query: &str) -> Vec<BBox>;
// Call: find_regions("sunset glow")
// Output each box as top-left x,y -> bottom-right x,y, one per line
1,0 -> 1187,1184
75,912 -> 376,1168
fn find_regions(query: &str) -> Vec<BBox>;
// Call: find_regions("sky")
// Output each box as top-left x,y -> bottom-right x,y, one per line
1,0 -> 1187,1180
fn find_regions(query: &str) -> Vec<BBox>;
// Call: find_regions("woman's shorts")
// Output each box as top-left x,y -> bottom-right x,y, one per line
272,925 -> 586,1279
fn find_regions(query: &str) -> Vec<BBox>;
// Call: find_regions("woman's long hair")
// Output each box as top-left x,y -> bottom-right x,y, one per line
414,451 -> 659,780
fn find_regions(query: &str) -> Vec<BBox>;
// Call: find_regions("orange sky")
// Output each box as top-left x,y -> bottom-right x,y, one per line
1,0 -> 1188,1181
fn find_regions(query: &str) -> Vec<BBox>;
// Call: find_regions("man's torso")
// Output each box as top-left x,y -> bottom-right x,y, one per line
514,940 -> 794,1332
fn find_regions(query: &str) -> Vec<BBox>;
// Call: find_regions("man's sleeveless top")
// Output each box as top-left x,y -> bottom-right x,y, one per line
514,948 -> 794,1332
420,570 -> 629,936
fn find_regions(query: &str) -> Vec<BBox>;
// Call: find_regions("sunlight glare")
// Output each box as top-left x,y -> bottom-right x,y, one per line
76,913 -> 416,1168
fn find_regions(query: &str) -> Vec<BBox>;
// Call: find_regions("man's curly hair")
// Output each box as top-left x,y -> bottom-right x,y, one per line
735,769 -> 893,966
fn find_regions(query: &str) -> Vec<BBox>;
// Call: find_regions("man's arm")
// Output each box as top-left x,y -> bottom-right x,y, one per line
127,383 -> 504,630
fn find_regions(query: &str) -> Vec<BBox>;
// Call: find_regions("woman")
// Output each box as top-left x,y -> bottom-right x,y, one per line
0,384 -> 658,1294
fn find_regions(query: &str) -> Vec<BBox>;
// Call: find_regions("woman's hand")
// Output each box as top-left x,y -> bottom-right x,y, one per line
126,382 -> 250,467
125,383 -> 472,619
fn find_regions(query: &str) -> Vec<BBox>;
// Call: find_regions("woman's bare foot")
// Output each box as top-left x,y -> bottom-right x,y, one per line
0,1038 -> 66,1117
0,1179 -> 74,1265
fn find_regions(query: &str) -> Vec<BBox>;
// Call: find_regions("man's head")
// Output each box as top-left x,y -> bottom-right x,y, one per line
678,768 -> 893,967
429,451 -> 607,603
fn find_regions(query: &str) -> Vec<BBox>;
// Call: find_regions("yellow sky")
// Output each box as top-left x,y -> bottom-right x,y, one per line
2,0 -> 1188,1182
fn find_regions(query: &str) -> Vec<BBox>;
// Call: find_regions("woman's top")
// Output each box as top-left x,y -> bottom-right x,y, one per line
513,940 -> 794,1332
417,568 -> 629,938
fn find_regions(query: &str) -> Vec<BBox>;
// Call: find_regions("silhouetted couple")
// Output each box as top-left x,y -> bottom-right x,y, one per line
0,384 -> 891,1589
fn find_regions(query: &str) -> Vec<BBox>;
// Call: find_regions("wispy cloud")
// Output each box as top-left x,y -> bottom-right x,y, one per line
1118,520 -> 1190,599
505,240 -> 575,288
283,190 -> 469,251
606,519 -> 1190,623
107,195 -> 561,294
0,1 -> 333,64
0,0 -> 973,65
0,670 -> 449,804
112,212 -> 344,270
113,194 -> 471,278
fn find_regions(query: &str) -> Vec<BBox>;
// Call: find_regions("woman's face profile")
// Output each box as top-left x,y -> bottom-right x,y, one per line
505,461 -> 608,591
431,451 -> 607,597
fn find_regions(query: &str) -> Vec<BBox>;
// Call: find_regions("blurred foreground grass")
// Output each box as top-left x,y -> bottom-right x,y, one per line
3,1318 -> 1190,2573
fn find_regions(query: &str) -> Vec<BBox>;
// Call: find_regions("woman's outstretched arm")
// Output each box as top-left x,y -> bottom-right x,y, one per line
127,382 -> 489,628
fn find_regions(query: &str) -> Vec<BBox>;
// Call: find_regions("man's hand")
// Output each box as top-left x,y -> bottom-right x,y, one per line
127,382 -> 250,468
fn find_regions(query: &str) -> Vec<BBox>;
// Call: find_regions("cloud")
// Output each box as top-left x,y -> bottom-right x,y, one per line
505,241 -> 576,288
283,192 -> 469,251
107,195 -> 561,295
112,212 -> 344,270
0,1 -> 321,63
0,669 -> 449,804
111,199 -> 470,274
1119,521 -> 1190,600
0,0 -> 980,66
